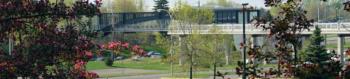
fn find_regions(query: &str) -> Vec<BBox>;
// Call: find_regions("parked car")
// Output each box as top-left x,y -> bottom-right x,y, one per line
147,51 -> 161,58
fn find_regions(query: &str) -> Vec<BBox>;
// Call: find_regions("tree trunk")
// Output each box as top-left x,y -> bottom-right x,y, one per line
213,63 -> 216,79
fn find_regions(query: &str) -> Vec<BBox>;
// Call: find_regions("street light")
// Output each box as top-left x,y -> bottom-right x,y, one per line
242,3 -> 248,79
157,8 -> 175,77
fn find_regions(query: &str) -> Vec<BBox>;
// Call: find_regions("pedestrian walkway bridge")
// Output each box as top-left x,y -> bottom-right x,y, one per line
93,9 -> 350,65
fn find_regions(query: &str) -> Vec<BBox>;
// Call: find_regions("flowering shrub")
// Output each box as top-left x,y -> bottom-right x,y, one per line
100,41 -> 146,57
132,45 -> 146,56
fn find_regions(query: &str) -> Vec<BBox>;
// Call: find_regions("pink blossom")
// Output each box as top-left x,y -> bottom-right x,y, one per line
122,42 -> 129,48
132,45 -> 140,52
85,51 -> 93,59
107,41 -> 123,49
74,60 -> 86,70
108,42 -> 117,49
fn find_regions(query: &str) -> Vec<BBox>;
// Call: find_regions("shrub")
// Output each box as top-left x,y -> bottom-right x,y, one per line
105,57 -> 114,66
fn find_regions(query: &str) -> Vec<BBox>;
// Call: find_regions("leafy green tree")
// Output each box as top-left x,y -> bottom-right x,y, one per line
169,2 -> 218,78
268,7 -> 281,18
170,2 -> 214,65
100,0 -> 143,13
203,0 -> 240,8
153,0 -> 169,12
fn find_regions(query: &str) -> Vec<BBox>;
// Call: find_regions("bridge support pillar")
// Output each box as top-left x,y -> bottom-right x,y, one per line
251,35 -> 260,64
178,36 -> 183,66
224,39 -> 231,65
251,35 -> 259,48
338,35 -> 345,64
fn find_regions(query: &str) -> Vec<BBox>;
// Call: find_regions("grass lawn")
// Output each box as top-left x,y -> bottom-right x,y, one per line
326,43 -> 350,49
87,58 -> 233,71
86,61 -> 118,70
114,58 -> 173,70
87,58 -> 278,78
87,58 -> 277,71
100,72 -> 164,78
86,58 -> 183,71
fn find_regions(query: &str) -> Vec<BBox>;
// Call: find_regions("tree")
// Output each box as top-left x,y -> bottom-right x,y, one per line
295,26 -> 341,79
154,32 -> 172,62
243,0 -> 350,78
0,0 -> 101,78
269,7 -> 281,17
170,2 -> 214,78
153,0 -> 169,12
100,0 -> 142,13
304,27 -> 329,63
203,0 -> 240,8
249,0 -> 350,78
252,0 -> 315,78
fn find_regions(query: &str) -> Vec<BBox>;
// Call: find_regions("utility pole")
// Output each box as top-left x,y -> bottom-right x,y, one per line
8,37 -> 12,55
318,0 -> 320,23
242,3 -> 248,79
109,0 -> 115,60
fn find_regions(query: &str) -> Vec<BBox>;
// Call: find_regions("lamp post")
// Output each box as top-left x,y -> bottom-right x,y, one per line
157,8 -> 174,77
242,3 -> 248,79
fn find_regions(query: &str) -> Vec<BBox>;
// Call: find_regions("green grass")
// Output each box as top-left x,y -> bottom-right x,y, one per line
87,58 -> 277,71
86,61 -> 118,70
86,58 -> 183,71
114,58 -> 174,70
326,44 -> 350,49
100,72 -> 164,78
87,58 -> 278,78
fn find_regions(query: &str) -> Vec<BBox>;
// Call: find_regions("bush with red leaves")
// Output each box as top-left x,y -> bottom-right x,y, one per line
100,41 -> 146,57
0,0 -> 101,78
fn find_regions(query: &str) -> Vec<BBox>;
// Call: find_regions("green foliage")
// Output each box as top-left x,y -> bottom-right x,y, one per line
269,7 -> 282,18
153,32 -> 170,54
304,27 -> 329,63
302,0 -> 350,21
100,0 -> 143,12
296,26 -> 341,79
203,0 -> 240,8
171,3 -> 214,24
254,0 -> 316,78
105,57 -> 114,66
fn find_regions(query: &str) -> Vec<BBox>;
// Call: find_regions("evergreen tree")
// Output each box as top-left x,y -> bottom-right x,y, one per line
296,26 -> 341,79
304,26 -> 330,63
153,0 -> 169,12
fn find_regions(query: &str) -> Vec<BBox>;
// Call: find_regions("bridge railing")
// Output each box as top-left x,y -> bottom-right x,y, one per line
167,23 -> 350,34
107,22 -> 350,34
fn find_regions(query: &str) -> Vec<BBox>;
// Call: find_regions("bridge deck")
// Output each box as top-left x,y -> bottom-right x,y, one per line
167,23 -> 350,35
108,23 -> 350,35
